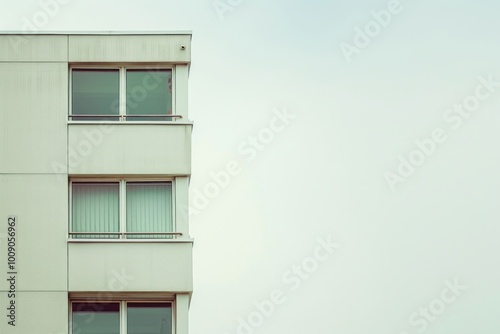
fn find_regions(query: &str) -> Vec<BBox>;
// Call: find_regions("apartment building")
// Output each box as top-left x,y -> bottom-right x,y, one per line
0,32 -> 193,334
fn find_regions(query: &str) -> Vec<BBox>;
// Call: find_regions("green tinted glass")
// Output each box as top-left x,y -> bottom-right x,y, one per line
72,303 -> 120,334
127,303 -> 172,334
72,69 -> 119,120
126,69 -> 172,121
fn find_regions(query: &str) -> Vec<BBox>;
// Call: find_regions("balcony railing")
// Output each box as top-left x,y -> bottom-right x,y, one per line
69,232 -> 183,239
68,114 -> 183,121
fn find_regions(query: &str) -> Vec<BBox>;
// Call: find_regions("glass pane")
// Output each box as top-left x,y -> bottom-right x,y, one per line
72,303 -> 120,334
127,303 -> 172,334
126,182 -> 172,239
72,183 -> 120,239
126,69 -> 172,121
72,69 -> 120,121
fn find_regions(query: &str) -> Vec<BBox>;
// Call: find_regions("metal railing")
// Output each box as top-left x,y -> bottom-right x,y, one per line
69,232 -> 183,238
68,114 -> 183,120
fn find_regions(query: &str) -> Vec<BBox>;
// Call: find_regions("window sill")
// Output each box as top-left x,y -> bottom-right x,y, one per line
67,238 -> 194,243
67,120 -> 193,125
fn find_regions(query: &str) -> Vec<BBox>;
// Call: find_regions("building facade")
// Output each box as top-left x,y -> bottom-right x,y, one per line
0,32 -> 193,334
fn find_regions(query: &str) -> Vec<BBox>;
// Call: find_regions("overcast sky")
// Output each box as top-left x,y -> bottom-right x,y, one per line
2,0 -> 500,333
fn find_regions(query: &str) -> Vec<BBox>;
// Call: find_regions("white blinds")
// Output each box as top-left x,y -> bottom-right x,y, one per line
72,183 -> 120,238
71,182 -> 172,239
126,182 -> 173,239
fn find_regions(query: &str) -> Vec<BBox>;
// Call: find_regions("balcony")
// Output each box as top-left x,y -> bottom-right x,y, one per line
68,241 -> 193,292
67,122 -> 192,175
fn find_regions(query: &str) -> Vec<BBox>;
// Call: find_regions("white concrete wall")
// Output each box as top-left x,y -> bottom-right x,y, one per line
175,176 -> 190,238
0,33 -> 193,334
0,175 -> 68,292
0,62 -> 68,174
175,64 -> 190,119
68,35 -> 191,63
176,294 -> 190,334
0,292 -> 68,334
0,36 -> 69,334
68,123 -> 192,175
68,242 -> 193,292
0,35 -> 67,62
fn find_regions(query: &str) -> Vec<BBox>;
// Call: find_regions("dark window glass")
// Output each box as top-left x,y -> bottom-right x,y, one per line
72,69 -> 120,121
72,303 -> 120,334
127,303 -> 172,334
126,69 -> 172,121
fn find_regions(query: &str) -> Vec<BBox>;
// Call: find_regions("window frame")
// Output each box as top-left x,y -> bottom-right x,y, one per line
69,300 -> 175,334
69,65 -> 176,121
69,178 -> 177,240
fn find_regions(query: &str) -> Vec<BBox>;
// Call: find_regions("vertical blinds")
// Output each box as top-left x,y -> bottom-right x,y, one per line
72,183 -> 120,239
71,182 -> 172,239
126,182 -> 173,239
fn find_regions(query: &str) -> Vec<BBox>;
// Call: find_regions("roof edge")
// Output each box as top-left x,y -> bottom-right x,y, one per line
0,31 -> 192,35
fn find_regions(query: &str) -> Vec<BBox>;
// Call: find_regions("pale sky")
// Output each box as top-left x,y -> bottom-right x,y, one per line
2,0 -> 500,333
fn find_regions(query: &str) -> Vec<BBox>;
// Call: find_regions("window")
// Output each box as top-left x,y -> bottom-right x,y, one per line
71,67 -> 174,121
70,180 -> 176,239
71,301 -> 173,334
